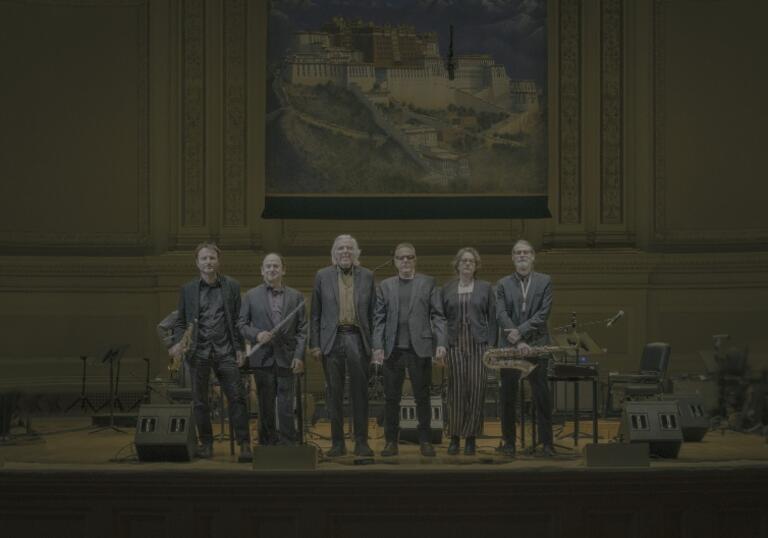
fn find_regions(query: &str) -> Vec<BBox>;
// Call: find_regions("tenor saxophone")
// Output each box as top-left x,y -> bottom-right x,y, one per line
169,321 -> 195,375
481,346 -> 565,377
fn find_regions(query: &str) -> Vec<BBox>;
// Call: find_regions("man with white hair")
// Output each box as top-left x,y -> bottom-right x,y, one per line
496,239 -> 555,457
310,235 -> 376,457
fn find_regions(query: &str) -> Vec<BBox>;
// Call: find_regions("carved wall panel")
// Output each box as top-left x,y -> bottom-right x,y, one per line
222,0 -> 247,230
558,0 -> 582,226
600,0 -> 623,225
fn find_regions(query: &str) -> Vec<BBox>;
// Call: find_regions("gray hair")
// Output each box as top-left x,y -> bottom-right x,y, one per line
512,239 -> 535,256
331,234 -> 361,266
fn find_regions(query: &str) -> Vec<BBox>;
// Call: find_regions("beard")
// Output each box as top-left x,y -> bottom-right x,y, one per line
515,260 -> 532,273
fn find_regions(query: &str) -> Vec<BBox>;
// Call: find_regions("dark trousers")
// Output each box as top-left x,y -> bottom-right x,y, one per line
322,331 -> 369,446
253,364 -> 296,445
500,356 -> 553,446
383,348 -> 432,444
191,353 -> 250,445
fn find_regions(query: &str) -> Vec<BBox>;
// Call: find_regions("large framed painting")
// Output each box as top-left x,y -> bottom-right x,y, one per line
264,0 -> 548,219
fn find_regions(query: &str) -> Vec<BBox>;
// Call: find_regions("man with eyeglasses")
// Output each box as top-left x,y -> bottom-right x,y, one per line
372,243 -> 447,457
496,239 -> 555,457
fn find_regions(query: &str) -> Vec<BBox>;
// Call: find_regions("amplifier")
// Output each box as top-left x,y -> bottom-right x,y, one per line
134,403 -> 196,461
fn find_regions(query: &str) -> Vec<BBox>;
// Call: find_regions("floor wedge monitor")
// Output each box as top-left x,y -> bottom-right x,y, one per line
619,400 -> 682,458
134,403 -> 196,462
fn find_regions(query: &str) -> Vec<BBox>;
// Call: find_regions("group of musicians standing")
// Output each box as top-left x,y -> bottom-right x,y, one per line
168,235 -> 554,462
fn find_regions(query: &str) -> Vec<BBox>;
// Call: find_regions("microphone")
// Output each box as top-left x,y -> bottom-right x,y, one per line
606,310 -> 624,328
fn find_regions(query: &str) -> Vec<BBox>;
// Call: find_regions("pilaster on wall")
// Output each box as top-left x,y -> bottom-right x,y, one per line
545,0 -> 634,249
172,0 -> 258,251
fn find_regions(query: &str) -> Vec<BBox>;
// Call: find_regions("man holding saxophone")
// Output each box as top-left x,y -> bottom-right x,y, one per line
496,239 -> 555,457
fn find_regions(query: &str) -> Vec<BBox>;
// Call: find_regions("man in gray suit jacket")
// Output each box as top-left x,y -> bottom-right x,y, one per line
239,253 -> 307,446
170,243 -> 251,462
496,239 -> 555,457
372,243 -> 447,457
310,235 -> 376,457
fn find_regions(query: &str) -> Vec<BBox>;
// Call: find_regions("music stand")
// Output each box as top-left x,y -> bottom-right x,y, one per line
552,331 -> 603,361
65,355 -> 97,414
90,345 -> 129,434
551,332 -> 603,445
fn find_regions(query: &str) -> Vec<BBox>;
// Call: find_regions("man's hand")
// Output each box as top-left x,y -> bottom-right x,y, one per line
291,358 -> 304,374
236,350 -> 246,368
168,342 -> 182,358
434,346 -> 447,366
256,331 -> 273,344
506,328 -> 521,345
372,349 -> 385,366
310,348 -> 322,361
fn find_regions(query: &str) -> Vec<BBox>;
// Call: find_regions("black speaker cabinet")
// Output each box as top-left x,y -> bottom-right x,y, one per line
619,400 -> 682,458
398,396 -> 443,444
663,394 -> 710,442
134,403 -> 196,461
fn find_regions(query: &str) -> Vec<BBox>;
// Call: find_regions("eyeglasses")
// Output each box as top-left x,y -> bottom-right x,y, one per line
395,255 -> 415,261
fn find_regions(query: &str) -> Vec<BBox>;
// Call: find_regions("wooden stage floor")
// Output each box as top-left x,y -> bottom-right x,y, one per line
2,417 -> 768,538
1,416 -> 767,471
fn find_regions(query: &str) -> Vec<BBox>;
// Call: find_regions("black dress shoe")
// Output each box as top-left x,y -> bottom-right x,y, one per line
464,436 -> 476,456
354,442 -> 374,457
420,442 -> 436,457
380,441 -> 399,457
238,441 -> 252,463
195,443 -> 213,459
326,443 -> 347,457
447,436 -> 460,455
541,444 -> 556,457
499,441 -> 516,457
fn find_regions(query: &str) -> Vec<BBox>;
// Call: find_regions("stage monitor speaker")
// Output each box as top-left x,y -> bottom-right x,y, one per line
398,396 -> 443,444
584,442 -> 649,467
619,400 -> 682,458
134,403 -> 196,462
662,394 -> 710,442
252,445 -> 317,470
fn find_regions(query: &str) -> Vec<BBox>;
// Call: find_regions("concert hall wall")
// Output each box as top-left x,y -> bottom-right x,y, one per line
1,0 -> 767,398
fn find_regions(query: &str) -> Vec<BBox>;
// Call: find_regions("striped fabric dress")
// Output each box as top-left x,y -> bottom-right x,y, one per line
446,289 -> 488,437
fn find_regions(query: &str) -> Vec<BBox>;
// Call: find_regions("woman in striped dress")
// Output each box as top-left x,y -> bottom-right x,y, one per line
441,247 -> 497,455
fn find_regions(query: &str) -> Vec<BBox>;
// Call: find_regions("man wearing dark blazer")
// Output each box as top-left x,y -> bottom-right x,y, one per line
171,243 -> 251,462
496,239 -> 555,457
310,235 -> 376,457
239,253 -> 307,446
372,242 -> 447,457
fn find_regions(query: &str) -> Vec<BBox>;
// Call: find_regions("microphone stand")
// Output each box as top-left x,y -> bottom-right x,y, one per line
66,355 -> 96,414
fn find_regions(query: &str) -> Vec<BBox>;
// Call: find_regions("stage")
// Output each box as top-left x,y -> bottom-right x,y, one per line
2,417 -> 768,538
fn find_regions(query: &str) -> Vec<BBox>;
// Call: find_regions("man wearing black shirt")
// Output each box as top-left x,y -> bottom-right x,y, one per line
171,243 -> 252,462
372,243 -> 447,457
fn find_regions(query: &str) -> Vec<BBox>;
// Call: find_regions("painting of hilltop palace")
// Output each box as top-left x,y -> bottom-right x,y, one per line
266,0 -> 547,199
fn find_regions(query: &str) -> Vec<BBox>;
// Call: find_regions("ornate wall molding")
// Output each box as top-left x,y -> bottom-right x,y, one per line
600,0 -> 623,225
558,0 -> 582,225
222,0 -> 247,229
181,0 -> 206,228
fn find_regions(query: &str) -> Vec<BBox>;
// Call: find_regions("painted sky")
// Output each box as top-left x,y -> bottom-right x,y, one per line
269,0 -> 547,85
